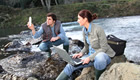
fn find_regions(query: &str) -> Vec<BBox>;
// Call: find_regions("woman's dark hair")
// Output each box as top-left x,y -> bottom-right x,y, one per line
78,9 -> 98,23
47,13 -> 57,21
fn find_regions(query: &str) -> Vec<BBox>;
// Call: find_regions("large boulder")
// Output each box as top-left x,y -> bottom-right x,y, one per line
99,62 -> 140,80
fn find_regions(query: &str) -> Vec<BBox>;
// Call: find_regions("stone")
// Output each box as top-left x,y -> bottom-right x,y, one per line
0,52 -> 66,79
99,62 -> 140,80
75,55 -> 127,80
75,67 -> 94,80
27,77 -> 38,80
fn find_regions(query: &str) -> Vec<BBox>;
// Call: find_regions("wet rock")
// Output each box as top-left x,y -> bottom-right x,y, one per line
20,30 -> 31,36
3,39 -> 31,52
4,39 -> 22,48
0,65 -> 5,73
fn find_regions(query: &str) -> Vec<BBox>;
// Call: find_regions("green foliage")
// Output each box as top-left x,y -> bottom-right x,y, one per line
0,0 -> 140,28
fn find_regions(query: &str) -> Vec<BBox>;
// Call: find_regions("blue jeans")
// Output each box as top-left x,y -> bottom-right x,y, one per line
39,38 -> 69,51
63,52 -> 111,76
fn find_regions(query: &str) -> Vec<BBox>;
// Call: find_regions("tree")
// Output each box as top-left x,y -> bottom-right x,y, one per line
83,0 -> 86,3
40,0 -> 60,11
55,0 -> 58,5
40,0 -> 51,11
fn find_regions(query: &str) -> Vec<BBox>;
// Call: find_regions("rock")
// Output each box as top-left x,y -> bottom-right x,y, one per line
3,35 -> 132,80
69,39 -> 84,54
71,39 -> 84,49
0,37 -> 129,80
27,77 -> 38,80
75,67 -> 94,80
31,53 -> 66,80
0,65 -> 5,73
3,39 -> 31,52
20,30 -> 31,36
0,52 -> 66,80
75,55 -> 127,80
0,38 -> 85,80
99,62 -> 140,80
4,39 -> 22,49
12,75 -> 18,80
107,55 -> 127,70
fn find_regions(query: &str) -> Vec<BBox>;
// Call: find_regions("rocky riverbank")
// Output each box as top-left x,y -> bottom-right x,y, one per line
0,28 -> 140,80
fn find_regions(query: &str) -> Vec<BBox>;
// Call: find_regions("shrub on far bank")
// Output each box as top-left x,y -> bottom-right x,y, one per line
0,0 -> 140,28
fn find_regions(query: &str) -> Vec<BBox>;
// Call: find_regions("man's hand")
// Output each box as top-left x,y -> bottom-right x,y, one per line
81,57 -> 91,64
27,22 -> 35,30
50,37 -> 60,42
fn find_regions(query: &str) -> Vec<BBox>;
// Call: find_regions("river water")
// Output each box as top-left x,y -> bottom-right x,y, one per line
0,15 -> 140,62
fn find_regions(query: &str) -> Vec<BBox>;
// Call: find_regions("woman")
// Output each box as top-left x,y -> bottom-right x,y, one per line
56,10 -> 115,80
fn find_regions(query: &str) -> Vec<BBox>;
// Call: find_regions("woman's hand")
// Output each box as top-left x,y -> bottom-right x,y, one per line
82,57 -> 90,64
72,52 -> 83,59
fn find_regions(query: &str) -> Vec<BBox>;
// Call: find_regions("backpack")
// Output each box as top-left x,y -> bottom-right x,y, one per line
107,34 -> 127,56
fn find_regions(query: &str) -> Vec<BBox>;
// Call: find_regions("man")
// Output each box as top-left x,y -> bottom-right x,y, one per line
27,13 -> 69,57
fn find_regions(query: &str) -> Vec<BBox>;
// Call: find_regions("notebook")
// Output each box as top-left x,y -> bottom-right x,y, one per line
52,46 -> 89,66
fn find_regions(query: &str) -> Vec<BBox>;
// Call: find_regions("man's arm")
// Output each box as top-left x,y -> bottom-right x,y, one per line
27,23 -> 36,35
27,22 -> 43,39
57,24 -> 66,40
32,26 -> 43,39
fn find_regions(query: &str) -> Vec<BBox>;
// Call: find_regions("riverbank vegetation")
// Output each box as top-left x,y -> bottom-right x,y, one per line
0,0 -> 140,28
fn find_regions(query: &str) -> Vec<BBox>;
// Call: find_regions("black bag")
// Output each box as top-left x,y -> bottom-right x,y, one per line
107,34 -> 127,56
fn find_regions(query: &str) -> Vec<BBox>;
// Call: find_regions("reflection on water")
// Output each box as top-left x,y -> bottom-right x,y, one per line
0,27 -> 28,37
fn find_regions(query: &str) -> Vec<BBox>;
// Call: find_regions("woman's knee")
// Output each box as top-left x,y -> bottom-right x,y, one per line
94,52 -> 110,70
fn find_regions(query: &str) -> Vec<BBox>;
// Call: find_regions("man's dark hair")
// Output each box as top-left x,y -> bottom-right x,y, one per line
47,13 -> 57,21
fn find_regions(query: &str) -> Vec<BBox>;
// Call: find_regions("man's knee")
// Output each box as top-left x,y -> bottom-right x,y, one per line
39,43 -> 49,51
63,37 -> 69,45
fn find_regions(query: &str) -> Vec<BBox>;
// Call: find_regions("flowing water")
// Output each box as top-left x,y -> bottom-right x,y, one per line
0,15 -> 140,62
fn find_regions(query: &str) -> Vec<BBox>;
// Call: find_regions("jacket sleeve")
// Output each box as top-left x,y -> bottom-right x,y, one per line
33,26 -> 43,39
89,27 -> 108,61
81,28 -> 89,55
57,24 -> 66,40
